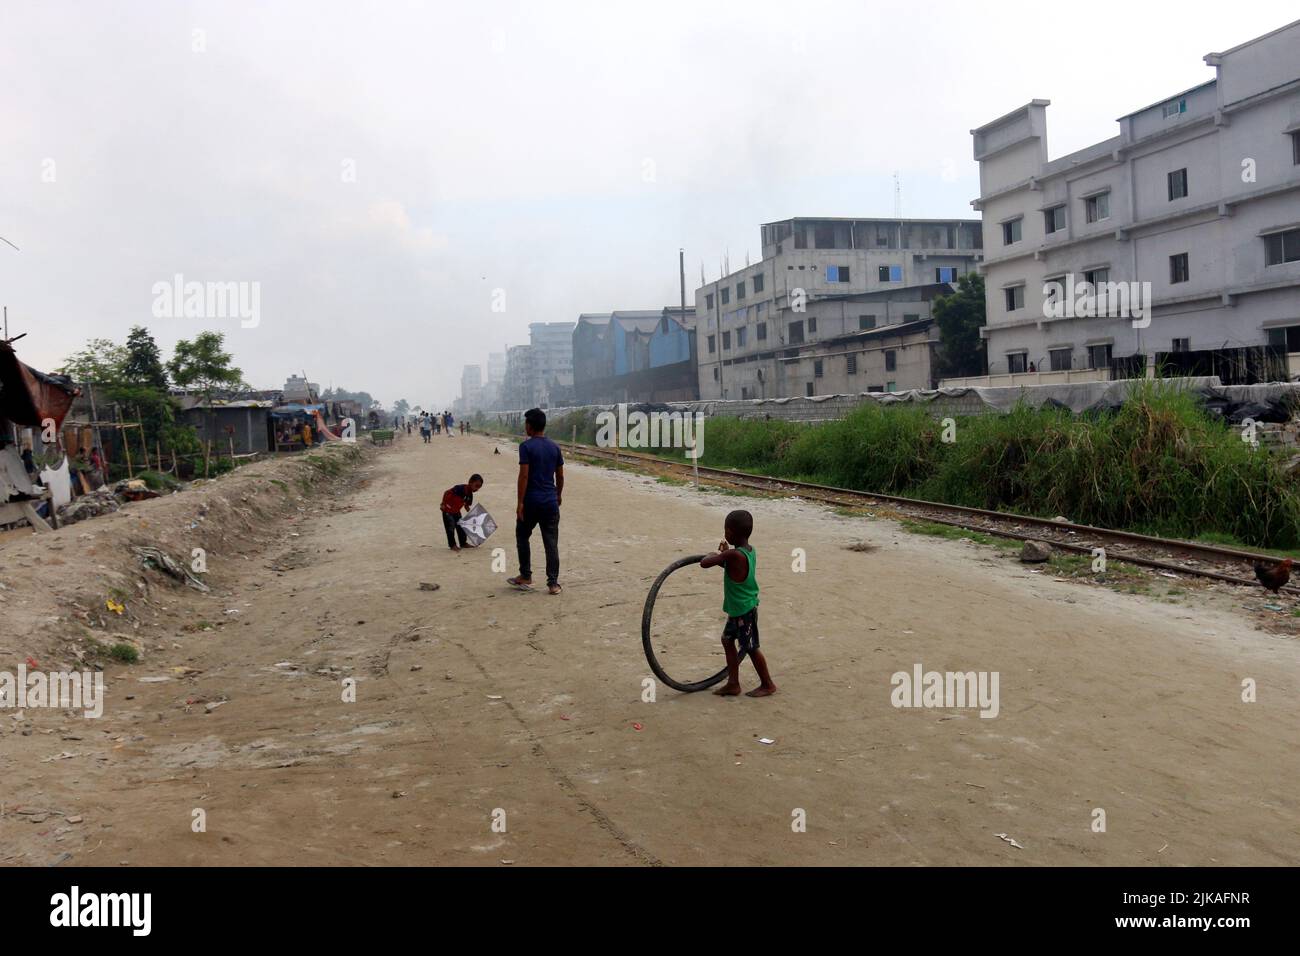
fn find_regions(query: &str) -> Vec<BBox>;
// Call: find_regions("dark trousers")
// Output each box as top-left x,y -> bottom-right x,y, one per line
516,505 -> 560,586
442,511 -> 467,549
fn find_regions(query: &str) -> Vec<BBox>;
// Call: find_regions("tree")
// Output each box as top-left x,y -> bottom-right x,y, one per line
58,338 -> 128,386
932,273 -> 988,380
392,399 -> 410,419
168,332 -> 244,403
116,326 -> 175,449
122,326 -> 168,389
169,333 -> 244,470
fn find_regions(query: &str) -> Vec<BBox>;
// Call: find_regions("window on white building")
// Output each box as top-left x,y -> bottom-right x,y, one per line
1048,348 -> 1071,371
1170,252 -> 1190,284
1264,227 -> 1300,266
1002,217 -> 1022,245
1004,285 -> 1025,311
1087,344 -> 1113,369
1168,168 -> 1188,201
1084,191 -> 1110,223
1044,205 -> 1066,234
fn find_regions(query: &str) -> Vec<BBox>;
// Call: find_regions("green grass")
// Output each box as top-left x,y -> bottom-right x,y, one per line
136,470 -> 183,492
489,385 -> 1300,549
109,643 -> 139,664
898,519 -> 1020,549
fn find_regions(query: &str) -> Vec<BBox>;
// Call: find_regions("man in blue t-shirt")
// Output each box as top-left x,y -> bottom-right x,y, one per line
507,407 -> 565,594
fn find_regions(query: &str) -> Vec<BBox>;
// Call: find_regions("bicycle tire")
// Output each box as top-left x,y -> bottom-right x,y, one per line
641,554 -> 747,693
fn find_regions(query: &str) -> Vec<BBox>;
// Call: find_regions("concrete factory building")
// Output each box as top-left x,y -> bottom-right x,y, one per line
969,19 -> 1300,385
694,216 -> 983,400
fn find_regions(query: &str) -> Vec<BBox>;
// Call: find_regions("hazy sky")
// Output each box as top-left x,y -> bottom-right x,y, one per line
3,0 -> 1296,408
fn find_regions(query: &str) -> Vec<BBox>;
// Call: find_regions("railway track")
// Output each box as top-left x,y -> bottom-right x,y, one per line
547,436 -> 1300,597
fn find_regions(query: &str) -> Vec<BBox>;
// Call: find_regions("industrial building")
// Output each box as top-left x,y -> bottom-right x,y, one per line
967,19 -> 1300,386
694,216 -> 983,399
572,307 -> 698,404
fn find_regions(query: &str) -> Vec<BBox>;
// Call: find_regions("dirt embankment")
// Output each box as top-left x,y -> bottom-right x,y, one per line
0,444 -> 376,673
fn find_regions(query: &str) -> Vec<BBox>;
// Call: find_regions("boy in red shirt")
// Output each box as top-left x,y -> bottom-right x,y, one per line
440,474 -> 484,552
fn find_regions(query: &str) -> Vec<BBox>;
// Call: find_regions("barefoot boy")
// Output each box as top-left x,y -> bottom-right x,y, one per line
700,509 -> 777,698
440,474 -> 484,552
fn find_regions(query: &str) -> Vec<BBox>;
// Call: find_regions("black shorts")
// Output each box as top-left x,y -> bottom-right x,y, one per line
722,608 -> 759,654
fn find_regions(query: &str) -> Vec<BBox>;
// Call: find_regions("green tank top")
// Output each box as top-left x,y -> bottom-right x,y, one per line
722,546 -> 759,617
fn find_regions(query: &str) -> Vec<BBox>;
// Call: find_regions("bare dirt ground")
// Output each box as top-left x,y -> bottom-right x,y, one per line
2,433 -> 1298,866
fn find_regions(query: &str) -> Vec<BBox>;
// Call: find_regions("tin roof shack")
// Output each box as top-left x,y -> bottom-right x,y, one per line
181,401 -> 273,457
0,338 -> 80,532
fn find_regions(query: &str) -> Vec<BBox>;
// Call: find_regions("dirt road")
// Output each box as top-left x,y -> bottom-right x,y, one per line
3,434 -> 1298,866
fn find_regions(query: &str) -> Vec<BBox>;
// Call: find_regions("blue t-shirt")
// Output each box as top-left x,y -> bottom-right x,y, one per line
519,436 -> 563,510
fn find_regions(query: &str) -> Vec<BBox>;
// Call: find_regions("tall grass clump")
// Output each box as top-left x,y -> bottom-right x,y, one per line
779,403 -> 942,491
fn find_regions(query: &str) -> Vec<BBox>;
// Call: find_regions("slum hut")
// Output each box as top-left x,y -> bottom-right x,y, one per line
181,400 -> 274,457
0,337 -> 80,531
271,403 -> 339,451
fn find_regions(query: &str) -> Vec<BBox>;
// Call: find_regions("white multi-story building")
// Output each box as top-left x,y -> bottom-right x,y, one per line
528,321 -> 576,406
456,364 -> 483,414
481,351 -> 507,410
969,19 -> 1300,385
694,216 -> 983,399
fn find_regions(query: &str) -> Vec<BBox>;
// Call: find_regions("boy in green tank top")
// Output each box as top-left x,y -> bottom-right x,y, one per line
700,509 -> 777,698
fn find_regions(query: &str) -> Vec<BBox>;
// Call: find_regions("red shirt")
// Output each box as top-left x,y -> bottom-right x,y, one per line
440,484 -> 474,514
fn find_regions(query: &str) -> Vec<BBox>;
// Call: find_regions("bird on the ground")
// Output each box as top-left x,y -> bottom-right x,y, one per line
1253,557 -> 1293,594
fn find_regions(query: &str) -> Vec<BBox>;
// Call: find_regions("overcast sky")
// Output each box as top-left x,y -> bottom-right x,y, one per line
3,0 -> 1295,408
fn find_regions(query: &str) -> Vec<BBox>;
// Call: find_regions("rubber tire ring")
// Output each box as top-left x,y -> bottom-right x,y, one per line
641,554 -> 748,693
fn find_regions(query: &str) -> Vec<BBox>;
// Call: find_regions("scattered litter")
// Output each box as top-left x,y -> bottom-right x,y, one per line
106,599 -> 125,615
994,832 -> 1024,849
133,546 -> 210,592
1158,843 -> 1169,853
42,752 -> 79,762
486,695 -> 503,700
203,701 -> 226,713
559,714 -> 570,720
418,582 -> 441,592
758,737 -> 775,745
632,722 -> 643,731
392,791 -> 406,799
65,815 -> 83,824
137,677 -> 171,683
170,666 -> 201,677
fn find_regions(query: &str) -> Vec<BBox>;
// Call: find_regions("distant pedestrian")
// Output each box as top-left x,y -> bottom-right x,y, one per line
420,416 -> 432,443
507,407 -> 564,594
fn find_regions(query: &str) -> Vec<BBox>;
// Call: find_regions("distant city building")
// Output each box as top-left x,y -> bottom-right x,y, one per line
695,216 -> 983,399
502,343 -> 535,410
572,307 -> 698,404
529,322 -> 577,406
282,374 -> 319,403
967,20 -> 1300,386
455,364 -> 483,414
